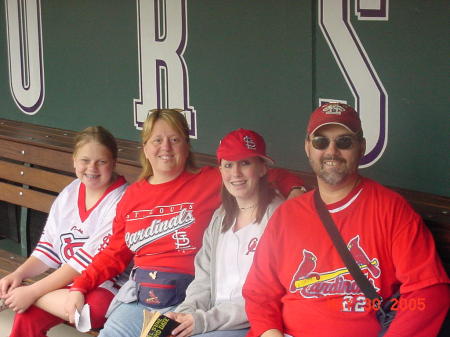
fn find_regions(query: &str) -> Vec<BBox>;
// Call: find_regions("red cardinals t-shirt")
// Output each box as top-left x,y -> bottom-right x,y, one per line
243,178 -> 449,337
73,167 -> 222,291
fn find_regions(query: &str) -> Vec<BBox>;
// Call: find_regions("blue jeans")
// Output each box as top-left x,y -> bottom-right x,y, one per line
193,329 -> 249,337
98,301 -> 174,337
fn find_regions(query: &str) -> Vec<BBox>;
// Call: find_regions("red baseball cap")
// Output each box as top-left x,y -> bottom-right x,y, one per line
307,103 -> 362,135
216,129 -> 274,164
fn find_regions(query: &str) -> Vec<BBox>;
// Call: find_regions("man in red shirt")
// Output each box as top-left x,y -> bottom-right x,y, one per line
243,103 -> 449,337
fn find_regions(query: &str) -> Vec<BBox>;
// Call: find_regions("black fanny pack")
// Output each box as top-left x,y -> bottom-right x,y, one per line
134,267 -> 194,309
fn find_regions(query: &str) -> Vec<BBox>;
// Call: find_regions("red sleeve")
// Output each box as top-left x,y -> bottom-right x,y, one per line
390,198 -> 449,295
243,215 -> 285,336
72,206 -> 134,292
384,284 -> 450,337
267,168 -> 304,198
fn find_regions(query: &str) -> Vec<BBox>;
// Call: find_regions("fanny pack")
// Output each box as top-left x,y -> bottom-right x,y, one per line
134,267 -> 194,309
376,292 -> 400,336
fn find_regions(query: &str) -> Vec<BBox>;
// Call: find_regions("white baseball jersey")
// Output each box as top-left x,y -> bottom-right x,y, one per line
215,221 -> 267,304
32,177 -> 127,289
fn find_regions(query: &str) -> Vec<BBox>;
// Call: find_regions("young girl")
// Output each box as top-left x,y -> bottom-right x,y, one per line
166,129 -> 296,337
0,126 -> 128,337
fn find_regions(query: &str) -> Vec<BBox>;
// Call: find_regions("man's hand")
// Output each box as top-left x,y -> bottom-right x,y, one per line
165,312 -> 194,337
64,290 -> 85,324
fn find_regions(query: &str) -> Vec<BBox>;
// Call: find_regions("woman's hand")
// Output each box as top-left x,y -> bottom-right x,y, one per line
165,312 -> 194,337
3,284 -> 38,313
261,329 -> 284,337
287,186 -> 306,199
65,290 -> 85,324
0,272 -> 23,298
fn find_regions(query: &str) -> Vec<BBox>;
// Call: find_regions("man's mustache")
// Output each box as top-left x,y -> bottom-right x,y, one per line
321,155 -> 346,164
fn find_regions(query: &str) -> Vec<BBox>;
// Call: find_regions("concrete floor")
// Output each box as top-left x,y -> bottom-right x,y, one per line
0,308 -> 88,337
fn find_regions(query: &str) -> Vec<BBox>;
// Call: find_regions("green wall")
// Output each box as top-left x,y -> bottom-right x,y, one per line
0,0 -> 448,196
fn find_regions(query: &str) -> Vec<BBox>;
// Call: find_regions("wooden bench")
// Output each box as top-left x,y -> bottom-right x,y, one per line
0,118 -> 449,334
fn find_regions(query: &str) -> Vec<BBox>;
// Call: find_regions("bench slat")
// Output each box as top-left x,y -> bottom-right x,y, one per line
115,162 -> 140,183
0,139 -> 74,173
0,249 -> 52,284
0,161 -> 74,193
0,138 -> 140,180
0,119 -> 142,162
0,182 -> 55,213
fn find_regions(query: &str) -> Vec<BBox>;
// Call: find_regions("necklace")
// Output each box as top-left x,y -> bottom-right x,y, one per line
239,204 -> 257,210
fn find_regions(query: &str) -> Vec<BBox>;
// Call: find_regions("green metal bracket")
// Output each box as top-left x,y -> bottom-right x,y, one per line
19,206 -> 29,256
19,162 -> 31,257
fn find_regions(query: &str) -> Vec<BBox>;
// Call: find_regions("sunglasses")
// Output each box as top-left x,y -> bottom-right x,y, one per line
310,135 -> 357,150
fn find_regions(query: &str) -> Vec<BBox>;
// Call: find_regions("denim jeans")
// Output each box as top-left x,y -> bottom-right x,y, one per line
98,301 -> 175,337
193,329 -> 249,337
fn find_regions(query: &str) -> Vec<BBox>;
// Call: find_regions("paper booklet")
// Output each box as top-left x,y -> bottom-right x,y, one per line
140,310 -> 180,337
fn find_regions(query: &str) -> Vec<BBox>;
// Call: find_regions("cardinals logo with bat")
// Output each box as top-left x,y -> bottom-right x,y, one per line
289,235 -> 380,298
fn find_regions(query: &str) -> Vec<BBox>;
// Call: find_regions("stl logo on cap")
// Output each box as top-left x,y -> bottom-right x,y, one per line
216,128 -> 274,164
243,135 -> 256,150
322,103 -> 346,115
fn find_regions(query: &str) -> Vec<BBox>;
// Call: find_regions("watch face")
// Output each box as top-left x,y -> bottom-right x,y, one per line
293,186 -> 307,193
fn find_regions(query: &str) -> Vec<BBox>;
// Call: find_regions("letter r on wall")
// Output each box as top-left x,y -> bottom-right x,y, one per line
134,0 -> 197,137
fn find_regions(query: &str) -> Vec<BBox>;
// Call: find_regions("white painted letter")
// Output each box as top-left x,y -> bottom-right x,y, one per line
134,0 -> 197,137
5,0 -> 45,114
318,0 -> 388,167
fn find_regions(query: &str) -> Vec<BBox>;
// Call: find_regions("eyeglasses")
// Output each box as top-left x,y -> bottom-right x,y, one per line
310,135 -> 357,150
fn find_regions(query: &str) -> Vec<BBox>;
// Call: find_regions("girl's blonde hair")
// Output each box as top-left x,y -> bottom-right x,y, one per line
73,126 -> 118,160
139,109 -> 196,181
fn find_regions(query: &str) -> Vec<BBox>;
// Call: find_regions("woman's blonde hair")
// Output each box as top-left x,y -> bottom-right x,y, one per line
139,109 -> 196,181
73,126 -> 118,160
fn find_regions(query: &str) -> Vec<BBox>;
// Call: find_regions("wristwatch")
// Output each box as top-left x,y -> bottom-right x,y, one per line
291,186 -> 307,193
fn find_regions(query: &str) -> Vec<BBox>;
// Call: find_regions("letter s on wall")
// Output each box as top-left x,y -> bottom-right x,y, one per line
318,0 -> 389,167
